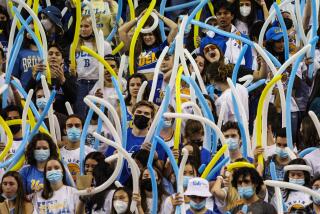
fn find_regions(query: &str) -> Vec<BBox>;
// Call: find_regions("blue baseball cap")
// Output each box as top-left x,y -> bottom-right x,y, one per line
266,27 -> 284,41
200,35 -> 227,54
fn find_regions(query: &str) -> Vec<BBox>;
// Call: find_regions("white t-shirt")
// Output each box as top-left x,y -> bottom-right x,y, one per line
76,41 -> 112,80
304,148 -> 320,177
86,124 -> 112,153
215,83 -> 249,123
32,185 -> 79,214
264,144 -> 277,160
60,146 -> 95,180
90,189 -> 115,214
89,78 -> 127,109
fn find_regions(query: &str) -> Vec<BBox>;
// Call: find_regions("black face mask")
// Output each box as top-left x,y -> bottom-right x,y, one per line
91,112 -> 99,120
133,115 -> 150,130
9,125 -> 21,135
0,21 -> 7,30
283,18 -> 293,30
141,178 -> 153,191
80,34 -> 94,40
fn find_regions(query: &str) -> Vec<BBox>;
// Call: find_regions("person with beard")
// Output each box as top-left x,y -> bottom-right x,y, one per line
12,23 -> 42,89
27,44 -> 78,116
74,16 -> 112,119
1,105 -> 24,158
60,114 -> 95,182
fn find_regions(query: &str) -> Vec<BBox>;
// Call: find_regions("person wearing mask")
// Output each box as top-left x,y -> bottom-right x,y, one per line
110,187 -> 143,214
20,133 -> 59,195
28,44 -> 78,116
163,159 -> 200,212
74,15 -> 112,119
34,84 -> 67,142
210,1 -> 253,69
39,5 -> 76,59
308,176 -> 320,213
140,167 -> 168,213
184,177 -> 216,214
123,73 -> 150,122
78,158 -> 117,213
280,158 -> 313,211
0,171 -> 33,213
60,114 -> 95,181
230,167 -> 277,213
1,105 -> 23,157
32,158 -> 82,213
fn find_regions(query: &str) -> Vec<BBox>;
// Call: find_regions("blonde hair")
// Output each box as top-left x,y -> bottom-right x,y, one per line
76,16 -> 97,52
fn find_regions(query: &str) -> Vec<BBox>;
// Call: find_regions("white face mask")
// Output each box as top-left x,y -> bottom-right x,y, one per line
113,200 -> 128,214
41,19 -> 53,31
240,6 -> 251,17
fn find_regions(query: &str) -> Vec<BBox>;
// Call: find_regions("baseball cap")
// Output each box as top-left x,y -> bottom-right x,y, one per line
184,177 -> 212,197
266,27 -> 284,41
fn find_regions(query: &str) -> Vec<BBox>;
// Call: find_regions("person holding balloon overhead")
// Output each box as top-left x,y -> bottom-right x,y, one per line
119,8 -> 178,80
74,15 -> 112,119
230,167 -> 277,214
19,133 -> 59,195
0,171 -> 33,214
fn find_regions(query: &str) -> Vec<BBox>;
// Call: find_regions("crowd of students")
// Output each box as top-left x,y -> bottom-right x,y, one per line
0,0 -> 319,213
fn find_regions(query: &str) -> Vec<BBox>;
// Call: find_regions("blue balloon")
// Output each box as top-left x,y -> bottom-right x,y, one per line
159,0 -> 169,42
207,157 -> 230,180
265,49 -> 282,68
2,33 -> 24,109
186,0 -> 210,34
147,86 -> 171,214
198,164 -> 206,174
231,44 -> 249,158
28,90 -> 56,141
94,104 -> 105,150
164,1 -> 200,12
285,54 -> 305,150
270,161 -> 278,180
247,79 -> 265,92
299,147 -> 317,158
0,124 -> 30,169
273,3 -> 290,61
106,0 -> 122,42
10,79 -> 48,130
80,108 -> 94,175
241,205 -> 248,214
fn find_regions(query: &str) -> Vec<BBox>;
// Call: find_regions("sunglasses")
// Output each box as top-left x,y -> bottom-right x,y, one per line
204,45 -> 217,53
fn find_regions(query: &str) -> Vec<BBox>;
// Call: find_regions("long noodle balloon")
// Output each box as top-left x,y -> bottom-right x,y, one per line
69,0 -> 81,70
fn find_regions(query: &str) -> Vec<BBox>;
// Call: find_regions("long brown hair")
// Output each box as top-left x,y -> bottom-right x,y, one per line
41,159 -> 68,199
0,171 -> 28,214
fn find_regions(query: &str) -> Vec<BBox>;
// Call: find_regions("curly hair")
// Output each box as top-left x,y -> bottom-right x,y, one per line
25,133 -> 59,166
231,167 -> 264,194
207,62 -> 234,83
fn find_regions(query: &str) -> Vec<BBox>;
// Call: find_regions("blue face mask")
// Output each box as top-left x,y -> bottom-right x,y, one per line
275,146 -> 288,159
1,193 -> 16,201
36,97 -> 47,110
289,178 -> 305,186
226,138 -> 239,151
183,176 -> 192,188
163,119 -> 173,128
34,149 -> 50,162
190,199 -> 206,210
238,186 -> 255,199
312,189 -> 320,205
46,170 -> 63,183
67,127 -> 81,142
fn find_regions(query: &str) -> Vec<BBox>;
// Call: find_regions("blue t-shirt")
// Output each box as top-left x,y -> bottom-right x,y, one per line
19,165 -> 44,195
12,49 -> 41,89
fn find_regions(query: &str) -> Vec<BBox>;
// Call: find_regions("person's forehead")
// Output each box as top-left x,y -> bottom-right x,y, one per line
239,174 -> 251,181
66,117 -> 82,124
106,59 -> 116,65
136,105 -> 152,112
276,137 -> 287,143
223,128 -> 239,134
7,111 -> 20,117
217,7 -> 232,13
313,180 -> 320,186
49,47 -> 61,54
